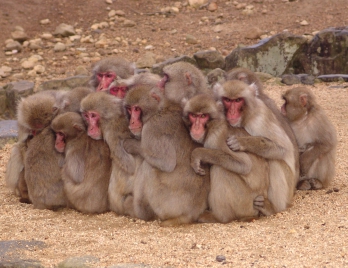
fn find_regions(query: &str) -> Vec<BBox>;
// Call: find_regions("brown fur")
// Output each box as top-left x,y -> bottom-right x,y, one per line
183,94 -> 274,223
123,85 -> 210,226
216,80 -> 297,213
51,112 -> 111,213
225,67 -> 300,182
80,92 -> 140,216
281,87 -> 337,190
25,126 -> 67,210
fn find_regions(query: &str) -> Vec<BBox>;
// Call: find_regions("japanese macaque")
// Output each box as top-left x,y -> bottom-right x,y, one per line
51,112 -> 111,213
281,87 -> 337,190
6,90 -> 60,202
217,80 -> 297,213
90,56 -> 136,92
183,94 -> 274,223
108,72 -> 161,98
80,92 -> 140,216
158,61 -> 211,103
54,87 -> 92,113
25,126 -> 67,209
225,67 -> 300,181
123,85 -> 210,226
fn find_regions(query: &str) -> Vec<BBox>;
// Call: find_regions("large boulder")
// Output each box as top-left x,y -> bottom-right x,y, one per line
225,32 -> 307,76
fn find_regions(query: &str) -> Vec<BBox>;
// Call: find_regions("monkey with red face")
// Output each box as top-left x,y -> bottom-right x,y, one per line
90,57 -> 136,92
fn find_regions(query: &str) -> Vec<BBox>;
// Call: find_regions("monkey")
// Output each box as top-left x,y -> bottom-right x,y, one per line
89,56 -> 136,92
158,61 -> 211,103
24,125 -> 67,210
216,80 -> 297,213
5,90 -> 61,202
123,85 -> 210,226
51,112 -> 111,213
281,87 -> 337,190
183,94 -> 274,223
108,72 -> 161,98
224,67 -> 300,182
54,86 -> 93,113
80,92 -> 141,217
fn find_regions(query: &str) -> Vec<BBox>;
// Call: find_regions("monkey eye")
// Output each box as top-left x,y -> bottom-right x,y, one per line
97,73 -> 104,79
134,106 -> 141,112
235,98 -> 242,103
222,97 -> 232,103
106,72 -> 114,78
200,114 -> 207,118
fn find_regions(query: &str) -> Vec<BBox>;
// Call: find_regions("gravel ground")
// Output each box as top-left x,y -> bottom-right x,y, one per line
0,81 -> 347,267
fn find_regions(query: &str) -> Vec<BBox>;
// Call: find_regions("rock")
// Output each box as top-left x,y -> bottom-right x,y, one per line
213,25 -> 224,33
5,41 -> 22,52
105,0 -> 113,4
27,69 -> 37,77
225,32 -> 307,76
255,72 -> 274,82
300,20 -> 309,26
136,52 -> 156,68
95,38 -> 110,48
297,74 -> 315,85
123,20 -> 136,27
151,55 -> 197,75
295,27 -> 348,75
245,27 -> 264,40
208,2 -> 218,11
108,10 -> 117,17
80,35 -> 94,43
21,60 -> 35,69
185,34 -> 198,44
41,32 -> 53,39
54,42 -> 67,52
40,19 -> 50,25
57,256 -> 99,268
11,30 -> 28,42
115,10 -> 126,16
317,74 -> 348,82
53,23 -> 76,37
34,65 -> 45,74
216,255 -> 226,262
193,50 -> 225,69
4,80 -> 35,117
281,74 -> 301,85
38,75 -> 90,91
28,38 -> 43,50
189,0 -> 208,8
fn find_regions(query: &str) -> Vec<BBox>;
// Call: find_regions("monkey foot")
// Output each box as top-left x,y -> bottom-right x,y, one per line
197,211 -> 219,223
297,178 -> 323,190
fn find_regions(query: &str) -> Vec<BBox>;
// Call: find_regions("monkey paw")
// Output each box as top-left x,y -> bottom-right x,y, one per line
191,160 -> 206,176
253,195 -> 264,208
226,135 -> 241,151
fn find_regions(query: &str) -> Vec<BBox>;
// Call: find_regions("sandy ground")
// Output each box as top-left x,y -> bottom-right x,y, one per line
0,81 -> 347,267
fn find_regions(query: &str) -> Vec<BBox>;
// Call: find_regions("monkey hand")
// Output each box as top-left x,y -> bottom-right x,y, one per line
226,135 -> 243,151
191,159 -> 206,176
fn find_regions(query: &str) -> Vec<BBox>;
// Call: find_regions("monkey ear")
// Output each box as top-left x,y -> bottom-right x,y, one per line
249,83 -> 259,97
151,92 -> 161,103
237,72 -> 248,84
73,123 -> 85,132
299,94 -> 308,107
185,72 -> 193,85
52,106 -> 59,115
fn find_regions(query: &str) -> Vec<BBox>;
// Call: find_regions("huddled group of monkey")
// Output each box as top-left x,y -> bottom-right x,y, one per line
5,56 -> 337,226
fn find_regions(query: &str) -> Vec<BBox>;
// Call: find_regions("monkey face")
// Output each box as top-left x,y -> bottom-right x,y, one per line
82,111 -> 103,140
96,72 -> 116,92
222,97 -> 244,127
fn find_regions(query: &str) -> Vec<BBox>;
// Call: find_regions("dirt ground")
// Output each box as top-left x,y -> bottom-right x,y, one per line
0,0 -> 348,267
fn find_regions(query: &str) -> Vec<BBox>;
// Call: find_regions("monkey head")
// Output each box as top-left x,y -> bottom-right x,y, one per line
183,94 -> 223,144
281,87 -> 314,122
214,80 -> 259,127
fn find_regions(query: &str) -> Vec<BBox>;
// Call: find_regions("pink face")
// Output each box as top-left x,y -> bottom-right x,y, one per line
55,132 -> 66,153
82,111 -> 102,140
222,97 -> 244,126
109,85 -> 128,99
126,105 -> 143,138
96,72 -> 116,92
188,113 -> 210,143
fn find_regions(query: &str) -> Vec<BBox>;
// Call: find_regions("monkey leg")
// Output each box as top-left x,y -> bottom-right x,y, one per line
253,195 -> 276,216
160,215 -> 194,227
297,178 -> 323,190
17,170 -> 31,204
197,210 -> 219,223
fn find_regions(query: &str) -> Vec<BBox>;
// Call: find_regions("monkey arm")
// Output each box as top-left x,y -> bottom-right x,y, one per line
141,135 -> 177,173
227,135 -> 286,160
191,147 -> 252,175
299,142 -> 332,174
123,139 -> 143,156
112,139 -> 136,175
